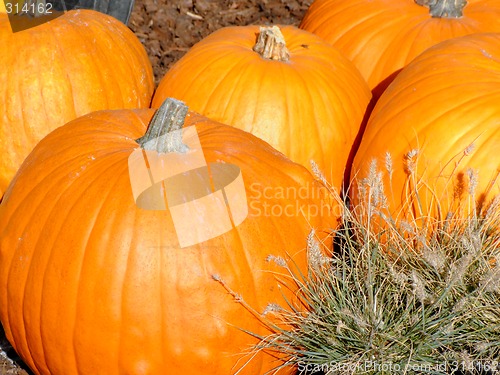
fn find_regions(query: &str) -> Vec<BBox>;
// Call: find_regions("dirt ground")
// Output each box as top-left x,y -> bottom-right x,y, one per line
0,0 -> 311,374
129,0 -> 312,84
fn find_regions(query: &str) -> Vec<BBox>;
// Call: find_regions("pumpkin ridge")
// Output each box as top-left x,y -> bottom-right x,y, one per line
163,45 -> 249,122
47,156 -> 132,372
351,32 -> 500,221
64,13 -> 117,110
81,20 -> 129,108
87,14 -> 153,105
18,164 -> 103,374
47,18 -> 80,119
296,58 -> 360,146
300,0 -> 500,94
379,73 -> 500,131
83,14 -> 144,107
367,65 -> 482,131
74,10 -> 120,108
70,163 -> 136,368
376,16 -> 437,80
207,55 -> 255,126
300,1 -> 370,36
100,13 -> 155,88
290,62 -> 338,173
343,11 -> 415,83
281,64 -> 312,167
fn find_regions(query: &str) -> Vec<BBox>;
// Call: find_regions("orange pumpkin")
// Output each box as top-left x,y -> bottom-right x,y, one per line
0,9 -> 154,196
152,25 -> 371,192
350,33 -> 500,223
300,0 -> 500,96
0,98 -> 334,375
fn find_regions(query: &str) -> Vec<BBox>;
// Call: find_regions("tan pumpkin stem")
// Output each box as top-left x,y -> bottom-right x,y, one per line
415,0 -> 467,18
253,26 -> 290,62
136,98 -> 189,154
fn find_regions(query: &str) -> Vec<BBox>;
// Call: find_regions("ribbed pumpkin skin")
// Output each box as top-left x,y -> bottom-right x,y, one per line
0,108 -> 333,375
0,9 -> 154,196
300,0 -> 500,94
350,33 -> 500,221
151,25 -> 371,191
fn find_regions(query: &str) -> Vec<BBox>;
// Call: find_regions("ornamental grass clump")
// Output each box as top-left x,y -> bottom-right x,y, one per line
253,162 -> 500,375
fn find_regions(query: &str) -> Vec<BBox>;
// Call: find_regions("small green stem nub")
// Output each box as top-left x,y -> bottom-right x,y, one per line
136,98 -> 189,153
253,26 -> 290,62
415,0 -> 467,18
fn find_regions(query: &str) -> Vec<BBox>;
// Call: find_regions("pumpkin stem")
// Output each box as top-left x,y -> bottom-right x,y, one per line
136,98 -> 189,154
415,0 -> 467,18
253,26 -> 290,62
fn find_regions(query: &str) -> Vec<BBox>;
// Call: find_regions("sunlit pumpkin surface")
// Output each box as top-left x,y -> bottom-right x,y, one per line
0,107 -> 335,375
0,9 -> 154,196
152,25 -> 371,192
351,33 -> 500,222
300,0 -> 500,95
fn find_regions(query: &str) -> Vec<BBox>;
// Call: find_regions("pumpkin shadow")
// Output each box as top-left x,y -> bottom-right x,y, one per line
342,68 -> 403,202
371,69 -> 403,101
0,324 -> 34,374
342,94 -> 377,200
